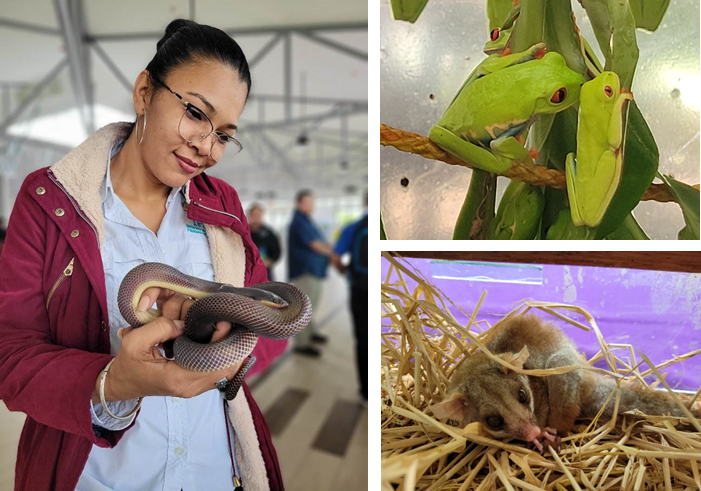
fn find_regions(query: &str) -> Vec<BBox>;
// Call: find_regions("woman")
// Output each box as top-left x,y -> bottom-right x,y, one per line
0,19 -> 285,491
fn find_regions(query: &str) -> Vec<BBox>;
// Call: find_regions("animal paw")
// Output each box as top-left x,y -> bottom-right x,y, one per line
528,427 -> 561,453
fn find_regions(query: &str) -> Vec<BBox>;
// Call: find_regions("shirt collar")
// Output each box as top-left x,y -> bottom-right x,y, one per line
101,139 -> 184,207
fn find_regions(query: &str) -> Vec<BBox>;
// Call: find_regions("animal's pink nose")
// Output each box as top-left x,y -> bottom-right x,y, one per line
523,424 -> 541,442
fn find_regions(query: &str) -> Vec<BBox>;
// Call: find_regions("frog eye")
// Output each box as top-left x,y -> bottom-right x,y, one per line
550,88 -> 567,104
604,85 -> 614,98
490,28 -> 500,41
486,415 -> 504,429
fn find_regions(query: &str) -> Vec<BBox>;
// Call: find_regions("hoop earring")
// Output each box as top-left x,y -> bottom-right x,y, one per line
136,110 -> 147,145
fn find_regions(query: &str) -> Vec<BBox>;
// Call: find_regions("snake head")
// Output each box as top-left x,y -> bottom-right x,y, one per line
219,284 -> 289,308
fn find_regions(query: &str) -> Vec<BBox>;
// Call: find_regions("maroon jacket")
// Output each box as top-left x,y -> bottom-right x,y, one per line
0,123 -> 285,491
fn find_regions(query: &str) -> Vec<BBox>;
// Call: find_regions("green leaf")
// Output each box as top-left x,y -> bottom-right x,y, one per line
604,214 -> 650,239
628,0 -> 671,31
594,101 -> 658,238
487,0 -> 516,30
491,180 -> 545,239
581,0 -> 639,89
657,174 -> 700,240
545,208 -> 597,239
541,107 -> 578,171
380,212 -> 387,240
389,0 -> 430,23
453,170 -> 497,240
510,0 -> 546,53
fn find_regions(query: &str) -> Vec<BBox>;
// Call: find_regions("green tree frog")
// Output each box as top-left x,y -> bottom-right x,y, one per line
429,44 -> 584,174
484,0 -> 520,55
566,71 -> 633,227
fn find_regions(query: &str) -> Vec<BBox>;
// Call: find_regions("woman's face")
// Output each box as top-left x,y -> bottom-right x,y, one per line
133,59 -> 248,189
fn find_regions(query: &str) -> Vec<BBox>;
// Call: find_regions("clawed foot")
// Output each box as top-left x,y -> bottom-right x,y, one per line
528,427 -> 561,453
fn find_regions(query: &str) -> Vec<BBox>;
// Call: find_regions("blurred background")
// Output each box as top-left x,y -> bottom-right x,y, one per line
0,1 -> 367,489
380,0 -> 700,239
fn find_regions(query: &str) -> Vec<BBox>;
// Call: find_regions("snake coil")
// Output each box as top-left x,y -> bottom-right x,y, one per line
117,262 -> 312,399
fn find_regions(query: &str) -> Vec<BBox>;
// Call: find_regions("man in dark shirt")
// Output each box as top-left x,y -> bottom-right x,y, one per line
287,190 -> 332,357
248,204 -> 281,281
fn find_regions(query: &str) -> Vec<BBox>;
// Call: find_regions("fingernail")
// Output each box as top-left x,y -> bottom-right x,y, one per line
117,328 -> 124,339
137,295 -> 151,312
173,320 -> 185,329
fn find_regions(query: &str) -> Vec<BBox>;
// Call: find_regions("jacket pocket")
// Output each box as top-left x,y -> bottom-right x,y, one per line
46,257 -> 75,309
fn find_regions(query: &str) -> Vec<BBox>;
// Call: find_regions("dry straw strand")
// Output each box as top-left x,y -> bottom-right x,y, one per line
381,252 -> 701,490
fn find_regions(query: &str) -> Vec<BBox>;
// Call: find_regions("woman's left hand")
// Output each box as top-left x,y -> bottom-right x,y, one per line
123,287 -> 233,342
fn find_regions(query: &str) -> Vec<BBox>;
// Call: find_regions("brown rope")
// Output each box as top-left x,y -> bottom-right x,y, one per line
380,124 -> 699,203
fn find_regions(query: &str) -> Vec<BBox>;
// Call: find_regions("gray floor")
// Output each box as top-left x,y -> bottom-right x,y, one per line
0,270 -> 367,490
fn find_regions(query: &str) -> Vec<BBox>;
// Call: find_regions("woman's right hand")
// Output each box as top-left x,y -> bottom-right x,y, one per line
92,288 -> 243,403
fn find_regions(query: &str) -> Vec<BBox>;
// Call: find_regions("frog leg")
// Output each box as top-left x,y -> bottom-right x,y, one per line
489,123 -> 535,165
429,124 -> 513,173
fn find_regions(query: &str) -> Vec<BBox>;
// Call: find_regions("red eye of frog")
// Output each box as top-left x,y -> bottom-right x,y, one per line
490,28 -> 500,42
604,85 -> 614,98
550,88 -> 567,104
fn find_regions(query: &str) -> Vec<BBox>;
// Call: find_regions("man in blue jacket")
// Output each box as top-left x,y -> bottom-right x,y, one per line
287,190 -> 332,357
331,194 -> 368,402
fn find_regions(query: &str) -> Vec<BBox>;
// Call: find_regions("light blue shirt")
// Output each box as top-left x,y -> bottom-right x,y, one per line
77,139 -> 235,491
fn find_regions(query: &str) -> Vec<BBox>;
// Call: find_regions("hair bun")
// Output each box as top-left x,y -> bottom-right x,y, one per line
157,19 -> 197,51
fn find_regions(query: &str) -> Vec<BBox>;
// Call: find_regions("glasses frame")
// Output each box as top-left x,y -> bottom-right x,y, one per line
151,76 -> 243,160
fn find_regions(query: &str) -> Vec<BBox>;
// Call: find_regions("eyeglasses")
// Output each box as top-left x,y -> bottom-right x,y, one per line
152,77 -> 243,161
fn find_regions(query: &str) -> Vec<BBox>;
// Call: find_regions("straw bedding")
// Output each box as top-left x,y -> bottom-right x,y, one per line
381,253 -> 701,491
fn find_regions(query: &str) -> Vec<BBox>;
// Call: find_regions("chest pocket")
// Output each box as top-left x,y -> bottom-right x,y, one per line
173,239 -> 215,282
102,243 -> 145,329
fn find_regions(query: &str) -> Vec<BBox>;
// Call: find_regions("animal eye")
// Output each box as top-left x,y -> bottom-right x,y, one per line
518,388 -> 528,404
604,85 -> 614,98
490,28 -> 500,41
550,88 -> 567,104
486,416 -> 503,429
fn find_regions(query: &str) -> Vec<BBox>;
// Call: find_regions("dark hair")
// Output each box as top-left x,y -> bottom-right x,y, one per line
145,19 -> 251,101
248,203 -> 263,214
296,189 -> 313,204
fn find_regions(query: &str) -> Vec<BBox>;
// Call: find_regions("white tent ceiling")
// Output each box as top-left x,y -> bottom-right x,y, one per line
0,0 -> 368,203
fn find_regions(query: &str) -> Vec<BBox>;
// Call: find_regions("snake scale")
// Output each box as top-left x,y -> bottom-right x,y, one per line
118,262 -> 312,399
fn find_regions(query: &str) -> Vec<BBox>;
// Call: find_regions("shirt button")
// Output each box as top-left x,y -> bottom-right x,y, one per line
35,186 -> 46,195
54,208 -> 65,217
171,397 -> 179,404
175,447 -> 184,456
71,229 -> 80,238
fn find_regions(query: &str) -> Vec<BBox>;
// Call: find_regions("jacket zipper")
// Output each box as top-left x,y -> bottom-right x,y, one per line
47,169 -> 100,249
192,200 -> 242,223
46,257 -> 75,309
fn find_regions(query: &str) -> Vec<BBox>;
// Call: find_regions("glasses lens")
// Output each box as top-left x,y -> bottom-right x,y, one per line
179,105 -> 213,143
208,135 -> 243,161
179,105 -> 243,161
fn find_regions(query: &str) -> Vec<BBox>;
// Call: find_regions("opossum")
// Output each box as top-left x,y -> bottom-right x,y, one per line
430,314 -> 701,451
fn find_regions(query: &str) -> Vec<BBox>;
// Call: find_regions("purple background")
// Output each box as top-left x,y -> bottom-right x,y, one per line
381,257 -> 701,391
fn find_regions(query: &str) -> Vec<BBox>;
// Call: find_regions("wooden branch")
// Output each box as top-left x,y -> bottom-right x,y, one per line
390,251 -> 701,273
380,124 -> 699,203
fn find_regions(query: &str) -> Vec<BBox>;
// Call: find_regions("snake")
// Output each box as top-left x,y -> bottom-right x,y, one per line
117,262 -> 312,399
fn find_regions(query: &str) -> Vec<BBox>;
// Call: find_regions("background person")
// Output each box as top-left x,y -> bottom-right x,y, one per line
248,203 -> 282,281
287,189 -> 332,357
331,194 -> 368,403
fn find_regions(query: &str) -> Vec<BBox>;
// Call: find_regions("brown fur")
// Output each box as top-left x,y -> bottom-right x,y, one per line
430,314 -> 701,443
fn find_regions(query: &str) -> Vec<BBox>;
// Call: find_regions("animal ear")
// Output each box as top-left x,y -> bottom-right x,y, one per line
498,346 -> 530,374
429,391 -> 470,421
